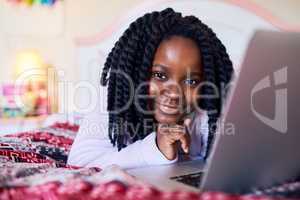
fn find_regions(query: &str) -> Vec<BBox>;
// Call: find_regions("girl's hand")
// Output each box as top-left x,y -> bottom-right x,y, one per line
156,118 -> 192,160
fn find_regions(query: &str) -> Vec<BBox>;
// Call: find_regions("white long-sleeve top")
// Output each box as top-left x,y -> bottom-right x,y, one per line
67,103 -> 209,170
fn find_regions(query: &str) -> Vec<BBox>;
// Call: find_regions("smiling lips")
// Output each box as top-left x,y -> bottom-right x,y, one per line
156,101 -> 181,115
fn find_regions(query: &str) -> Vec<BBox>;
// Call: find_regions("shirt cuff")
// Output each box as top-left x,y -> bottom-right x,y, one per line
140,131 -> 178,166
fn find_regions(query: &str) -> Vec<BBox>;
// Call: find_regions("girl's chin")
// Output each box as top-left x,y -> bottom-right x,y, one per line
154,112 -> 181,124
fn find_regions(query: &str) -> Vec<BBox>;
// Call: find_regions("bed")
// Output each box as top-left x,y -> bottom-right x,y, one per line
0,121 -> 300,199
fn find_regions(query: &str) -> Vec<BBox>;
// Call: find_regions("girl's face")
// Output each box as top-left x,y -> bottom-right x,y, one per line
149,36 -> 203,124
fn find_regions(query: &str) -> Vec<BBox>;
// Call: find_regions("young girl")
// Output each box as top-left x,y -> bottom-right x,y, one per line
67,8 -> 233,169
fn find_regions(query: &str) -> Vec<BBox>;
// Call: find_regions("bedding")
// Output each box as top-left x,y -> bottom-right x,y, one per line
0,122 -> 299,199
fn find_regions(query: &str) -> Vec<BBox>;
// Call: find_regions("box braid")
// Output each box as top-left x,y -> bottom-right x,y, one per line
100,8 -> 234,159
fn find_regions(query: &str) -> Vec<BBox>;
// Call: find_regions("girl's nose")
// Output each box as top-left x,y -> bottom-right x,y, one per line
162,81 -> 183,101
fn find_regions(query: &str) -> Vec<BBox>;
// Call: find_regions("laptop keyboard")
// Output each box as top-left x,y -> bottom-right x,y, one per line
170,172 -> 203,188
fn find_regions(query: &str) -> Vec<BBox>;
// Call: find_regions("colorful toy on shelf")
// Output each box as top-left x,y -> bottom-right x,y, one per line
41,0 -> 56,6
0,83 -> 51,118
1,84 -> 26,118
6,0 -> 61,6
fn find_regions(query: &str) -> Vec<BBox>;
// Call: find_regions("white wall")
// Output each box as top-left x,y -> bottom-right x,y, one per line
0,0 -> 143,84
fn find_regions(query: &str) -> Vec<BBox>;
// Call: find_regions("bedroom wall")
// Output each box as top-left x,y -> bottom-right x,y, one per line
0,0 -> 299,113
0,0 -> 142,84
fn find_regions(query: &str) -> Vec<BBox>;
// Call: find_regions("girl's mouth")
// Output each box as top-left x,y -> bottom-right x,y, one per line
155,101 -> 180,115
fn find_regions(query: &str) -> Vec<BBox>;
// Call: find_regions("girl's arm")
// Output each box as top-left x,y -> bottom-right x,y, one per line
67,109 -> 177,170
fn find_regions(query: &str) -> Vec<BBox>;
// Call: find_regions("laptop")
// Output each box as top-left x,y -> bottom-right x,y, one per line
126,30 -> 300,194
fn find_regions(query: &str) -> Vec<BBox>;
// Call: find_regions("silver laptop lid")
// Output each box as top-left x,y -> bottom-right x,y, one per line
200,30 -> 300,194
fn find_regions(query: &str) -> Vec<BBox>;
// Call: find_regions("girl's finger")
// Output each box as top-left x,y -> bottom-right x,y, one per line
179,133 -> 191,153
184,118 -> 192,130
168,118 -> 192,134
168,125 -> 185,133
158,124 -> 170,135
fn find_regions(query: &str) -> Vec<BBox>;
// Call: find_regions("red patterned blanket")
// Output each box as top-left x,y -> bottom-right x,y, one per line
0,122 -> 299,200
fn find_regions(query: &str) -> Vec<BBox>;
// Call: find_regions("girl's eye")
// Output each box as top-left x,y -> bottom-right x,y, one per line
184,79 -> 199,86
152,71 -> 167,80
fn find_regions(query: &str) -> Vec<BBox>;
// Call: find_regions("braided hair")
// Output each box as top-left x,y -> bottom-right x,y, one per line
100,8 -> 234,159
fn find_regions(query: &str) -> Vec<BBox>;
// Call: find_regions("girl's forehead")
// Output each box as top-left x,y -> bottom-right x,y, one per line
153,36 -> 202,74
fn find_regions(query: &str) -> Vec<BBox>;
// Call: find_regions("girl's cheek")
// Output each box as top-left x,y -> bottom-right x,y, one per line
192,89 -> 202,110
184,89 -> 199,110
149,80 -> 161,97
